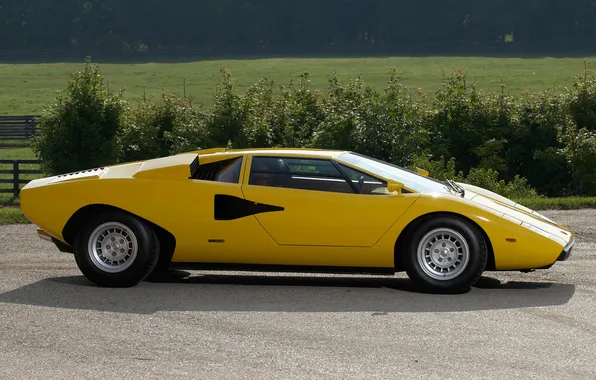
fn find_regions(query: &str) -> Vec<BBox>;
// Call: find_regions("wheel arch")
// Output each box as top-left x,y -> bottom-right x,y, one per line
62,204 -> 177,267
393,211 -> 495,272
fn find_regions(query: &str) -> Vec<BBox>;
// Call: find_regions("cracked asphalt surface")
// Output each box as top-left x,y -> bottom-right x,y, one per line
1,209 -> 595,379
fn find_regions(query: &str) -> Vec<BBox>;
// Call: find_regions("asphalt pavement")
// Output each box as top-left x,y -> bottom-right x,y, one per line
1,209 -> 595,379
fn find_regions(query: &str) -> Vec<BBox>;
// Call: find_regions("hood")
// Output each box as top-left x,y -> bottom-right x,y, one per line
457,182 -> 572,246
457,182 -> 559,225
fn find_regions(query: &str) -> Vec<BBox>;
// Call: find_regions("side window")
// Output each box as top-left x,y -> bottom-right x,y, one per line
191,156 -> 243,184
338,164 -> 387,194
249,157 -> 354,194
215,157 -> 243,183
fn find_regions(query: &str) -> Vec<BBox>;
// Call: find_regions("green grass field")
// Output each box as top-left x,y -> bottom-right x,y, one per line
0,147 -> 35,160
2,56 -> 596,115
0,207 -> 29,224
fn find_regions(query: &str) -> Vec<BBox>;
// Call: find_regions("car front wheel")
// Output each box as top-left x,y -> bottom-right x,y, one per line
73,210 -> 160,287
402,216 -> 487,293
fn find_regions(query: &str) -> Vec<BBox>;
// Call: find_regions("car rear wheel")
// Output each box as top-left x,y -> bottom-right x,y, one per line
402,216 -> 487,293
73,210 -> 160,287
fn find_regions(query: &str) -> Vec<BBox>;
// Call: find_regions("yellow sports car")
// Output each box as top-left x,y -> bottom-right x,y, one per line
20,148 -> 575,293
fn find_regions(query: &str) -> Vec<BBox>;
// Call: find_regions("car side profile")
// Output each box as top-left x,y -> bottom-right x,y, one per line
20,148 -> 575,293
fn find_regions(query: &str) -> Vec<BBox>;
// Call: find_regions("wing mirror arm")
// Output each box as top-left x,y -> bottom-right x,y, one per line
416,167 -> 429,177
387,180 -> 405,196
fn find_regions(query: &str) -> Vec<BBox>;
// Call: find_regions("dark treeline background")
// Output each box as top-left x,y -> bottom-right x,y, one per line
2,1 -> 596,52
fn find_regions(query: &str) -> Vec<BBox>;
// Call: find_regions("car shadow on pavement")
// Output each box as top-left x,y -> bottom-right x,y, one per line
0,272 -> 575,315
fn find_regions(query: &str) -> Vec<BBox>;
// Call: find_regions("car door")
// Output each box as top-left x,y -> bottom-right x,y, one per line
240,154 -> 420,247
171,154 -> 278,263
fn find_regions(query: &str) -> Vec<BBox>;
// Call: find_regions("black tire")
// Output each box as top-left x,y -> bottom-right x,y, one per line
402,215 -> 487,294
151,236 -> 175,273
73,210 -> 160,287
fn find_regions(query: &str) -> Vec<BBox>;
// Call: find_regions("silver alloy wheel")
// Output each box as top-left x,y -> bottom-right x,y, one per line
417,228 -> 470,280
87,222 -> 139,273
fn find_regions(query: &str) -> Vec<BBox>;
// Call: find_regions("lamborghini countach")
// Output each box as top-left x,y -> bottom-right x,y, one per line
20,148 -> 575,293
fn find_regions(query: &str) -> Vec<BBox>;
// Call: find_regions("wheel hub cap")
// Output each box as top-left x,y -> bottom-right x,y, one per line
88,222 -> 138,273
417,228 -> 470,280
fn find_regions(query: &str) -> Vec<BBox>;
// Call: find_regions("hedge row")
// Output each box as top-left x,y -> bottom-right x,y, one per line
31,59 -> 596,199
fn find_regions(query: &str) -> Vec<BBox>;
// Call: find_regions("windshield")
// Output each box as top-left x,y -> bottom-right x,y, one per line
337,152 -> 453,194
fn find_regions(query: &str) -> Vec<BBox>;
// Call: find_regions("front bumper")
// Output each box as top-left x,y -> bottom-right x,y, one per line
37,228 -> 74,253
37,228 -> 53,242
557,237 -> 576,261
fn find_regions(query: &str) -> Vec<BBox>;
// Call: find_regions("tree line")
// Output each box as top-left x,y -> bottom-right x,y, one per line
30,59 -> 596,201
3,1 -> 596,52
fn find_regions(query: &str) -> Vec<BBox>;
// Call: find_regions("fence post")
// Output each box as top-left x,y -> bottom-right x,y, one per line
27,118 -> 34,138
13,161 -> 19,198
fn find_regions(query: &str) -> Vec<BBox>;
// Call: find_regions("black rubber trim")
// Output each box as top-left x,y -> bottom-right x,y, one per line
189,155 -> 200,179
214,194 -> 284,220
331,160 -> 359,193
52,238 -> 73,253
169,262 -> 395,275
534,263 -> 555,270
557,248 -> 572,261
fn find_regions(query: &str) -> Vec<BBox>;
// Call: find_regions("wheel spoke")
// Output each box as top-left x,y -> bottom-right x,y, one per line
87,222 -> 139,274
417,228 -> 470,281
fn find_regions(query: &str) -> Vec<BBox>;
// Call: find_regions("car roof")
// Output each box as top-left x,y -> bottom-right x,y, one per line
196,147 -> 349,160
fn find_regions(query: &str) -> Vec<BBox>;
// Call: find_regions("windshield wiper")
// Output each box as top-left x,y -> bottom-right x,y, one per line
444,179 -> 465,197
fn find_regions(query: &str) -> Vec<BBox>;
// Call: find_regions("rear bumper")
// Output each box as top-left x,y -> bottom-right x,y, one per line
557,237 -> 576,261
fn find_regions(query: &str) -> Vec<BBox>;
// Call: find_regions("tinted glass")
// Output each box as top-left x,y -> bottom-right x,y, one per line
338,164 -> 387,194
191,156 -> 243,183
249,157 -> 354,193
215,157 -> 243,183
338,153 -> 452,194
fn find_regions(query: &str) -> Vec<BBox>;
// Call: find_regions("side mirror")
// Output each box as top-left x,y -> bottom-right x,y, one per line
387,180 -> 405,195
416,167 -> 429,177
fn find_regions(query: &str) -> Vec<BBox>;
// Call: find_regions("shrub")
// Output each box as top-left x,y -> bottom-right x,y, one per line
410,154 -> 537,198
119,92 -> 207,160
118,100 -> 162,162
510,89 -> 571,196
426,68 -> 487,175
312,70 -> 426,167
376,69 -> 428,167
567,68 -> 596,132
271,73 -> 325,148
559,118 -> 596,195
204,68 -> 246,147
31,57 -> 127,175
165,101 -> 209,154
464,167 -> 538,199
501,175 -> 540,199
311,72 -> 366,151
238,78 -> 277,148
409,154 -> 464,182
473,88 -> 519,175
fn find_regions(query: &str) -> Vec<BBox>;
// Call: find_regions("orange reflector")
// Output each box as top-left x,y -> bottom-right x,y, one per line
506,238 -> 517,242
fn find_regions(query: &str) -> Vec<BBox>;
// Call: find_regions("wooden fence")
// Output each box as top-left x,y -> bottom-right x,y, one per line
0,160 -> 42,198
0,116 -> 39,147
